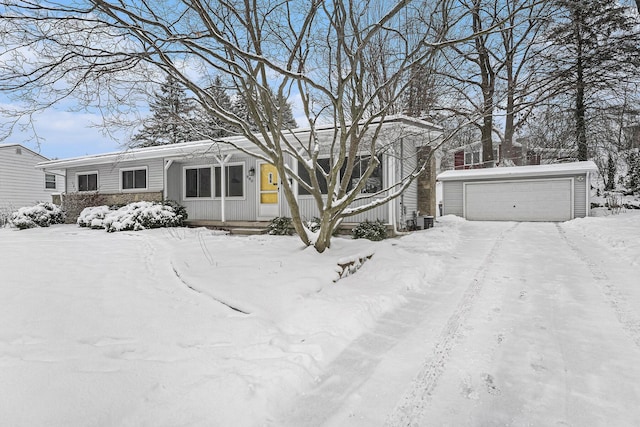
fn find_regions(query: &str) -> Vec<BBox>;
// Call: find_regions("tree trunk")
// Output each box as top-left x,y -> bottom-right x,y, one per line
474,0 -> 495,168
575,11 -> 588,162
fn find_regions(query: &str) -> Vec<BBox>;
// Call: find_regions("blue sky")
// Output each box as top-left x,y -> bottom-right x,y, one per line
2,109 -> 129,160
1,93 -> 306,161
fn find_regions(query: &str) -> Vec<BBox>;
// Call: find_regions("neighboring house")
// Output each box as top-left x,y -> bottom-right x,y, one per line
0,144 -> 64,215
450,140 -> 583,171
438,161 -> 598,222
451,141 -> 543,170
36,116 -> 443,230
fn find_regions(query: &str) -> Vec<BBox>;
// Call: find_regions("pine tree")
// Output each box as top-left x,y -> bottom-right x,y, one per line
230,90 -> 297,133
540,0 -> 640,161
131,76 -> 198,147
605,153 -> 616,191
195,75 -> 234,140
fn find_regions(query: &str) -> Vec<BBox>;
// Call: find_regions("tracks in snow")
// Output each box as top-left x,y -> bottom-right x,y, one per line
384,223 -> 519,426
556,224 -> 640,350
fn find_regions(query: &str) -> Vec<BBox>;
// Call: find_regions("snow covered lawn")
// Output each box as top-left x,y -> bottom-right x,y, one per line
1,213 -> 639,426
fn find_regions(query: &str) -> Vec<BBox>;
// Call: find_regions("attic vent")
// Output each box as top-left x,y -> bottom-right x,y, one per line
15,147 -> 22,155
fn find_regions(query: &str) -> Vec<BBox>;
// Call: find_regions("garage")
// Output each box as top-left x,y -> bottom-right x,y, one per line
437,161 -> 598,222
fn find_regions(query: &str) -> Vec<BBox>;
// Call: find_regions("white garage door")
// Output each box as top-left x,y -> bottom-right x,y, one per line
465,178 -> 573,221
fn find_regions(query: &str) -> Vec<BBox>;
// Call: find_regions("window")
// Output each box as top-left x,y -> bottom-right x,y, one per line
121,167 -> 147,190
465,150 -> 481,165
347,155 -> 383,194
298,158 -> 331,195
45,173 -> 56,190
77,172 -> 98,192
185,167 -> 212,198
214,164 -> 244,197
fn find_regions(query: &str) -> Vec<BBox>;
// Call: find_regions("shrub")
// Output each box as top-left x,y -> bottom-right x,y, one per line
9,202 -> 65,230
77,200 -> 187,232
77,205 -> 111,228
268,216 -> 293,235
351,219 -> 387,241
306,217 -> 321,232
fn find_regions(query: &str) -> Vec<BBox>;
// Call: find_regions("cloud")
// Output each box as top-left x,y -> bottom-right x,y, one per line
2,108 -> 127,159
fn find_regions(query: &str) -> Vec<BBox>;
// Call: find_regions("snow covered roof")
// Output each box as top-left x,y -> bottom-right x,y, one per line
37,115 -> 442,169
437,161 -> 598,181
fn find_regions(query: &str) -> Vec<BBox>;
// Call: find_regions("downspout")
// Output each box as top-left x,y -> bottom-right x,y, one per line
163,160 -> 173,200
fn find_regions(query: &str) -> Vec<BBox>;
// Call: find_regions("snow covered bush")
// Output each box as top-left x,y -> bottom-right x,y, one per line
305,217 -> 321,232
9,202 -> 65,230
77,205 -> 112,229
268,217 -> 293,235
352,219 -> 388,241
77,201 -> 187,232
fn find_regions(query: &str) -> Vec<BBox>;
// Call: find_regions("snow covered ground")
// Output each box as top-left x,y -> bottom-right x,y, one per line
1,212 -> 639,426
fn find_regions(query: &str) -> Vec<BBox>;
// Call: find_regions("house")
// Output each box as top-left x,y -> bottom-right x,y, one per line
437,161 -> 598,222
36,116 -> 443,231
451,141 -> 544,170
0,144 -> 64,217
450,140 -> 587,171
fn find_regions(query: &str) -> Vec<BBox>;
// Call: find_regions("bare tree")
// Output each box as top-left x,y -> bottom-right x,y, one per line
0,1 -> 473,252
537,0 -> 640,161
437,0 -> 541,167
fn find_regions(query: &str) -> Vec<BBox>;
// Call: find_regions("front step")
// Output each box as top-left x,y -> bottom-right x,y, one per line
230,227 -> 268,235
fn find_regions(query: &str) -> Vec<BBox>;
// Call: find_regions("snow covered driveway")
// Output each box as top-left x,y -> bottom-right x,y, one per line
278,218 -> 640,426
1,214 -> 640,426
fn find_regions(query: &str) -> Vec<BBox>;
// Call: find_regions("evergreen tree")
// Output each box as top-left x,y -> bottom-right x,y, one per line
605,153 -> 616,191
230,90 -> 297,133
195,75 -> 234,140
540,0 -> 640,161
131,76 -> 198,147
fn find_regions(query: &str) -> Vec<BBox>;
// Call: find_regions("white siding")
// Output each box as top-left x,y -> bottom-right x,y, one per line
574,175 -> 587,217
176,154 -> 258,221
442,181 -> 464,216
65,158 -> 164,194
397,139 -> 419,226
0,145 -> 61,212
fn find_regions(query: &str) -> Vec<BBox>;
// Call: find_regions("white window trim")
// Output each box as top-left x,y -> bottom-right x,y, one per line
44,173 -> 57,191
214,162 -> 246,200
182,165 -> 214,200
75,171 -> 99,192
119,166 -> 149,192
464,149 -> 482,165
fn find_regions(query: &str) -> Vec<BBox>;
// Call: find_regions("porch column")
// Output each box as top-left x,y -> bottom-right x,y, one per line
215,154 -> 233,223
163,160 -> 173,200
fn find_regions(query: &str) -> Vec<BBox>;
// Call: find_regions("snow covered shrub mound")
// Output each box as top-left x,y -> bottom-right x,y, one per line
352,219 -> 387,241
9,202 -> 65,230
77,201 -> 187,232
77,205 -> 112,229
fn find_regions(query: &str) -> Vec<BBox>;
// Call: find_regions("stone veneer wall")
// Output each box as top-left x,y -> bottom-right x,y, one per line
61,191 -> 164,223
417,146 -> 437,217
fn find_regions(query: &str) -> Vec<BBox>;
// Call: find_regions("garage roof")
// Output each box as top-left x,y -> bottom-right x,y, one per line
437,161 -> 598,182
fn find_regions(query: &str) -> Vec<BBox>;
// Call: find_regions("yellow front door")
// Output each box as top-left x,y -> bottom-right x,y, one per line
259,163 -> 279,218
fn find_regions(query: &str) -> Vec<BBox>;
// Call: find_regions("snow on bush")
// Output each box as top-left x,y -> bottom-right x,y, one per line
9,202 -> 65,230
77,205 -> 112,229
77,201 -> 187,232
